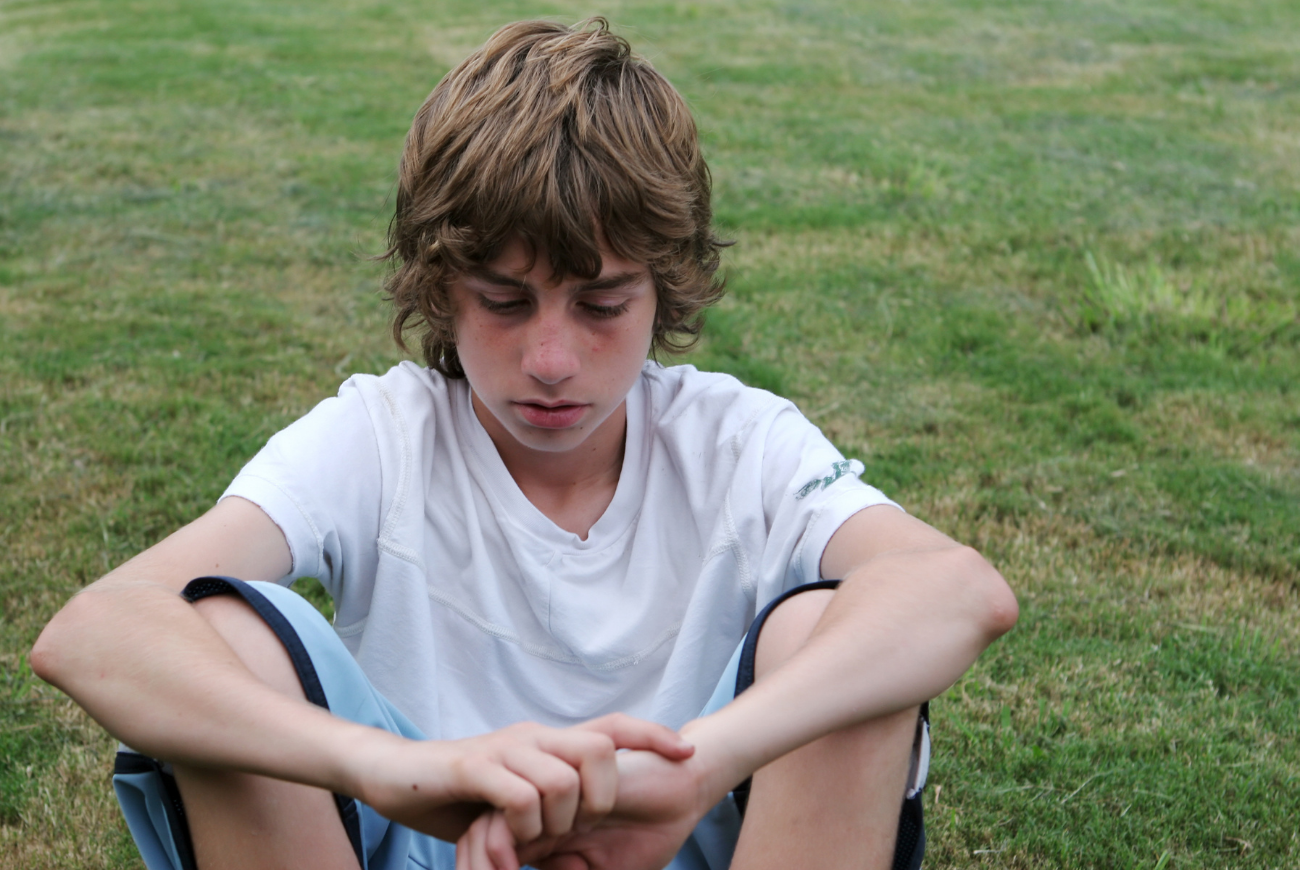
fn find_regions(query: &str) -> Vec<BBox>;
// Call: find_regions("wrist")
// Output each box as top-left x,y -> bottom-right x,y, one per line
678,715 -> 754,807
333,725 -> 420,805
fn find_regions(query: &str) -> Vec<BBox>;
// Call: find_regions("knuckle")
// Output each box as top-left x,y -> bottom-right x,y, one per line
590,734 -> 615,758
543,766 -> 581,794
574,728 -> 612,751
505,784 -> 539,814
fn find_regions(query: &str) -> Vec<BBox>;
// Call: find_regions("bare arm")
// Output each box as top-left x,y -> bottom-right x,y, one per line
31,497 -> 690,843
680,504 -> 1018,795
31,496 -> 318,769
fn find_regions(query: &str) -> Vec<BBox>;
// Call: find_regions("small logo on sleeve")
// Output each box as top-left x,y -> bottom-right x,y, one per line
795,460 -> 863,499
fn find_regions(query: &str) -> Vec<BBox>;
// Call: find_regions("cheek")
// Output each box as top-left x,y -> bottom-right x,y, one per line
616,305 -> 656,352
593,323 -> 648,364
452,320 -> 499,383
457,313 -> 508,358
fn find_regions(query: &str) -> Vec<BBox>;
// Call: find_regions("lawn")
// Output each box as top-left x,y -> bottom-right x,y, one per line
1,0 -> 1297,867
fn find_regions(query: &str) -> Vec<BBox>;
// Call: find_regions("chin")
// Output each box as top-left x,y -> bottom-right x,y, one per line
511,415 -> 615,455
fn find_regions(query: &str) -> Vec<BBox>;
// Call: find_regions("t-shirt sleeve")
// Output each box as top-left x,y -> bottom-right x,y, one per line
219,379 -> 384,599
756,404 -> 901,596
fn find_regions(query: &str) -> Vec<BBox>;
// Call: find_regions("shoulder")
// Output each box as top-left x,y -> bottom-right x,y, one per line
640,362 -> 797,439
258,362 -> 461,463
339,360 -> 454,405
331,360 -> 463,430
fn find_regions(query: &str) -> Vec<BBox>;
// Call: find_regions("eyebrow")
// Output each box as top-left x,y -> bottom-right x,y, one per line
472,269 -> 647,294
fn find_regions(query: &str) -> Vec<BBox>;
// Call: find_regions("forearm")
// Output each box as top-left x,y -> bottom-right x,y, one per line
682,543 -> 1017,796
31,573 -> 385,796
35,561 -> 697,846
30,497 -> 383,794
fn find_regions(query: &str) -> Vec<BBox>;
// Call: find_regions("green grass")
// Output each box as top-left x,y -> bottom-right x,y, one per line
2,0 -> 1297,866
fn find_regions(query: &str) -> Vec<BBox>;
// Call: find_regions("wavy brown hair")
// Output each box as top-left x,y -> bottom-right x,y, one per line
381,18 -> 729,378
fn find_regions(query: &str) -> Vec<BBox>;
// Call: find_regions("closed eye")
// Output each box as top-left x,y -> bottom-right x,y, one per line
580,300 -> 630,319
477,295 -> 528,315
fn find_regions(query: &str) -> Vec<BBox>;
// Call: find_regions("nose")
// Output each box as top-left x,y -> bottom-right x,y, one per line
520,308 -> 581,385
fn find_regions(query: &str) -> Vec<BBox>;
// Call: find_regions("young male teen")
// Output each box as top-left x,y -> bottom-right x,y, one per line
32,18 -> 1017,870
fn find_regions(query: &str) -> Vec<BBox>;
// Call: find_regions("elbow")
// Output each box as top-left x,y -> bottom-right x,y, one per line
985,577 -> 1020,641
30,622 -> 64,687
30,591 -> 95,689
955,546 -> 1019,642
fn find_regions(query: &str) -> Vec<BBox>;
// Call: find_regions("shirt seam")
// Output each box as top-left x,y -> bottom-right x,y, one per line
424,584 -> 683,672
375,383 -> 413,551
701,495 -> 753,593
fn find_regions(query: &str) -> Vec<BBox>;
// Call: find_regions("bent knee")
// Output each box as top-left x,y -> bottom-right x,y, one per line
192,594 -> 303,696
192,593 -> 269,640
754,588 -> 835,678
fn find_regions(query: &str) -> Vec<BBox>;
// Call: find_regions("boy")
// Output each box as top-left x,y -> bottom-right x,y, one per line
32,19 -> 1017,870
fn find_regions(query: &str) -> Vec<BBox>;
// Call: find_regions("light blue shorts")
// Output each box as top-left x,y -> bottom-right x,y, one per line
112,577 -> 927,870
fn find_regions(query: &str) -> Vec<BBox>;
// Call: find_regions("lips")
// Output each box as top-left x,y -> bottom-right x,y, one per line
515,401 -> 588,429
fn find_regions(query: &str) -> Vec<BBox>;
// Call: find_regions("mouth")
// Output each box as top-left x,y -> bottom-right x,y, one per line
514,400 -> 588,429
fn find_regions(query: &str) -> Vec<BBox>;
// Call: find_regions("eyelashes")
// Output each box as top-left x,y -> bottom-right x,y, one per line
475,295 -> 630,319
580,301 -> 630,319
476,296 -> 528,315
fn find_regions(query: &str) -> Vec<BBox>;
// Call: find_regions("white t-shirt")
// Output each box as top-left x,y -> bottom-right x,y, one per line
223,361 -> 898,740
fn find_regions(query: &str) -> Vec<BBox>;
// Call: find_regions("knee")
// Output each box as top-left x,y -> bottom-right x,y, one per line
753,588 -> 835,680
192,594 -> 269,645
192,595 -> 303,697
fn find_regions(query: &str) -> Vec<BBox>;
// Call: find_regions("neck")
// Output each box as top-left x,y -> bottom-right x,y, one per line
472,393 -> 627,539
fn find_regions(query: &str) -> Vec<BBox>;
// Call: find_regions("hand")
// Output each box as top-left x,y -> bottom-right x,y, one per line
456,810 -> 519,870
357,714 -> 693,846
465,743 -> 722,870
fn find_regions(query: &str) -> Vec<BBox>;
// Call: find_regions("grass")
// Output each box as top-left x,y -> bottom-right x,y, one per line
1,0 -> 1297,866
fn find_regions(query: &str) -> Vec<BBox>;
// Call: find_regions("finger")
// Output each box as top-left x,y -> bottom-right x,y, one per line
459,761 -> 544,845
578,713 -> 695,759
466,813 -> 497,870
529,731 -> 618,824
455,813 -> 486,870
501,747 -> 581,838
484,811 -> 520,870
573,751 -> 616,830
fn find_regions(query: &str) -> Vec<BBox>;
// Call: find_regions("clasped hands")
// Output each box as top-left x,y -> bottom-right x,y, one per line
356,713 -> 723,870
